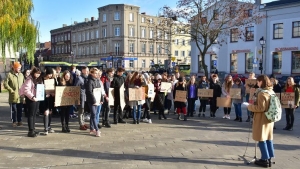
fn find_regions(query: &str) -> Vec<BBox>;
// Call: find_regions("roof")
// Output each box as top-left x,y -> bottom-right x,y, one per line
263,0 -> 300,8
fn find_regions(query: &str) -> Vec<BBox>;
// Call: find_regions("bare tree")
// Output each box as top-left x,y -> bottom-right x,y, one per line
160,0 -> 264,77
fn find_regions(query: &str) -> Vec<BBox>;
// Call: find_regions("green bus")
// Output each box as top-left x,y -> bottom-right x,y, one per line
39,61 -> 107,72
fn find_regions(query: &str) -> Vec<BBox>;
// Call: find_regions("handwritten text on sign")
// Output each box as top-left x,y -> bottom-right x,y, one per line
55,86 -> 80,107
197,89 -> 213,97
281,92 -> 295,108
230,88 -> 241,99
174,90 -> 187,102
245,79 -> 256,93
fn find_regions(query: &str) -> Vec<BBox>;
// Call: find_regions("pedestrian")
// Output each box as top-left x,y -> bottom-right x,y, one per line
22,67 -> 43,137
209,74 -> 222,117
166,74 -> 176,114
58,70 -> 73,133
110,67 -> 127,124
221,75 -> 233,119
86,68 -> 104,137
174,77 -> 187,121
245,72 -> 257,122
95,69 -> 104,129
141,73 -> 153,123
247,75 -> 275,168
100,68 -> 114,127
154,74 -> 167,120
128,72 -> 143,124
282,77 -> 299,131
232,78 -> 245,122
198,76 -> 209,117
4,62 -> 25,127
186,76 -> 197,117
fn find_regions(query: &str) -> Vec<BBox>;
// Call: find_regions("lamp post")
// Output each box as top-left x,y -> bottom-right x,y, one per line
259,36 -> 266,74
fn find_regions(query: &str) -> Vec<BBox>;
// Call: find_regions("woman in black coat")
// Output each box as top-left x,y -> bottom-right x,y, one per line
209,74 -> 222,117
154,74 -> 167,120
173,77 -> 188,121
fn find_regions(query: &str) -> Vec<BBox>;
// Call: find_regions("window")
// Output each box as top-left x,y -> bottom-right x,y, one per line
91,46 -> 94,54
103,44 -> 107,54
292,51 -> 300,73
130,27 -> 134,37
149,29 -> 153,38
230,7 -> 236,18
213,10 -> 219,20
86,46 -> 89,55
68,44 -> 70,53
129,60 -> 134,67
293,21 -> 300,38
86,32 -> 89,41
129,43 -> 134,53
68,33 -> 70,40
82,32 -> 85,41
175,39 -> 179,45
149,18 -> 153,23
142,43 -> 146,53
244,9 -> 253,17
210,54 -> 217,72
230,53 -> 237,73
115,27 -> 120,36
273,23 -> 283,39
55,36 -> 57,42
157,30 -> 161,39
188,51 -> 191,56
165,45 -> 169,54
114,12 -> 120,20
96,46 -> 99,54
115,43 -> 120,55
245,26 -> 254,41
150,44 -> 154,53
182,40 -> 185,45
78,33 -> 81,42
165,32 -> 168,40
272,52 -> 282,74
102,27 -> 107,37
245,52 -> 254,73
230,28 -> 238,42
72,35 -> 76,42
62,46 -> 64,53
129,13 -> 134,21
181,51 -> 185,57
103,14 -> 107,22
65,34 -> 67,41
201,17 -> 207,24
96,30 -> 99,38
142,60 -> 146,68
141,27 -> 145,38
157,44 -> 161,54
141,17 -> 145,23
91,31 -> 94,39
175,50 -> 178,56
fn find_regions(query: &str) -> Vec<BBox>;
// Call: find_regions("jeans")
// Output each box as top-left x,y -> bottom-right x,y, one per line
88,103 -> 99,131
132,104 -> 142,121
96,105 -> 102,124
10,103 -> 23,123
258,140 -> 275,160
233,103 -> 242,117
245,94 -> 251,117
25,98 -> 39,132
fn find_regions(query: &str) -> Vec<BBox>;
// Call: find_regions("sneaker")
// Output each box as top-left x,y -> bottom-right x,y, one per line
89,129 -> 96,135
12,122 -> 17,127
48,128 -> 55,133
95,130 -> 101,137
143,118 -> 149,123
84,115 -> 90,121
17,122 -> 23,126
222,115 -> 227,119
43,130 -> 48,135
226,115 -> 230,119
148,119 -> 152,124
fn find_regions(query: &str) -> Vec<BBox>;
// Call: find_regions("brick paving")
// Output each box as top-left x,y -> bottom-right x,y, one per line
0,92 -> 299,169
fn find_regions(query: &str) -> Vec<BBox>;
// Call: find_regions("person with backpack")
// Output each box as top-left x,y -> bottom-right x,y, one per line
247,75 -> 275,168
4,62 -> 25,127
22,67 -> 43,137
74,66 -> 89,130
282,77 -> 299,131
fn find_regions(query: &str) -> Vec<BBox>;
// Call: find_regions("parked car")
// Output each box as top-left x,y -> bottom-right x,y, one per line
230,74 -> 247,84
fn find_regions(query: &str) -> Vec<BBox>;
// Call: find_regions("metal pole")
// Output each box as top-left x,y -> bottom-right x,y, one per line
261,46 -> 263,74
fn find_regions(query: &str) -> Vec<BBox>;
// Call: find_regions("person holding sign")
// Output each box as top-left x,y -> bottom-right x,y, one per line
154,74 -> 167,120
57,70 -> 74,133
221,75 -> 234,119
209,74 -> 222,118
21,67 -> 43,137
282,77 -> 299,131
198,76 -> 209,117
40,67 -> 56,135
141,73 -> 153,124
245,72 -> 257,122
187,77 -> 197,117
247,75 -> 275,168
232,78 -> 245,122
174,77 -> 187,121
86,68 -> 104,137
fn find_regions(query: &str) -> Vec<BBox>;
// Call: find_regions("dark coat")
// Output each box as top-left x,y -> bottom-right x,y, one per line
173,83 -> 186,108
198,80 -> 209,100
85,75 -> 101,105
210,81 -> 222,99
75,74 -> 88,108
110,74 -> 125,104
154,81 -> 165,110
272,83 -> 281,93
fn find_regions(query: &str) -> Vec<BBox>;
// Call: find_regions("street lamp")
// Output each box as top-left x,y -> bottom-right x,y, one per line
259,36 -> 266,74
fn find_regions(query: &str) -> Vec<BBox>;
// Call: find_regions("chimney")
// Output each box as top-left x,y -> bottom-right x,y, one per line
62,24 -> 67,27
91,17 -> 94,21
141,12 -> 146,15
74,21 -> 78,25
85,18 -> 89,22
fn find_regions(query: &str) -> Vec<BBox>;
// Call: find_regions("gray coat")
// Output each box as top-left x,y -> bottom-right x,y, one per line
232,83 -> 245,104
74,75 -> 87,108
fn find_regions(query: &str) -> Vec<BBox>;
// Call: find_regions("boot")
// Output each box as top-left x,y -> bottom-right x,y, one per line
177,114 -> 181,120
27,131 -> 37,137
98,123 -> 102,129
137,120 -> 140,124
198,112 -> 201,117
234,117 -> 239,121
158,114 -> 162,120
239,117 -> 242,122
162,113 -> 167,119
62,125 -> 67,133
65,125 -> 71,133
246,116 -> 250,122
254,159 -> 269,168
184,115 -> 187,121
104,121 -> 111,128
132,120 -> 137,124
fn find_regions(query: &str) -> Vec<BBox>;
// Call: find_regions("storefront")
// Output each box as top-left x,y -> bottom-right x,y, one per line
271,47 -> 299,74
230,49 -> 253,74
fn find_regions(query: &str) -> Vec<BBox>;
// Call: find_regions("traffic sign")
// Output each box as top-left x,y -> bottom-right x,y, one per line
172,62 -> 176,66
171,57 -> 176,61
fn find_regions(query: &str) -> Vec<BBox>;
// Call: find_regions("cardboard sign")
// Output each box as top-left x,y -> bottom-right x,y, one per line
174,90 -> 187,102
147,84 -> 155,99
197,89 -> 213,97
93,88 -> 102,104
160,82 -> 172,93
44,79 -> 55,90
230,88 -> 241,99
281,92 -> 295,108
217,97 -> 232,107
129,87 -> 145,101
245,79 -> 257,93
36,84 -> 45,101
55,86 -> 80,107
120,84 -> 126,110
108,88 -> 115,106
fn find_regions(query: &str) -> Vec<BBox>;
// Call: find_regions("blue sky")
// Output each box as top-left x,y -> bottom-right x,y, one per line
31,0 -> 177,42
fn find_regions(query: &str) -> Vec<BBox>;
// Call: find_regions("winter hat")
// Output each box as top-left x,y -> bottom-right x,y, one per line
45,67 -> 54,75
13,62 -> 22,69
178,77 -> 183,82
156,74 -> 162,80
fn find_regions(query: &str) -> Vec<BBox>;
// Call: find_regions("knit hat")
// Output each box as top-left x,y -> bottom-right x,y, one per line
13,62 -> 22,69
156,74 -> 162,80
45,67 -> 54,75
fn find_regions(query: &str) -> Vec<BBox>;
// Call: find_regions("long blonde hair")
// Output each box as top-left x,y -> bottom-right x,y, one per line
285,77 -> 295,90
224,75 -> 233,93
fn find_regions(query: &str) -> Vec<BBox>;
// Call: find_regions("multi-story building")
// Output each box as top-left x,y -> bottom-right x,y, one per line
50,25 -> 72,62
190,0 -> 300,76
172,29 -> 191,64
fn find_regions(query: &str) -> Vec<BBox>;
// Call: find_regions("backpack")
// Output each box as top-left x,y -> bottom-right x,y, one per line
261,89 -> 282,122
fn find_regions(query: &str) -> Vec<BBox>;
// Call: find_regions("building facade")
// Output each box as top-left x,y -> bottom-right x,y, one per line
190,0 -> 300,76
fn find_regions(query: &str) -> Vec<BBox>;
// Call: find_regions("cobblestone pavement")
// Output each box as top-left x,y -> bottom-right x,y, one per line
0,92 -> 299,169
